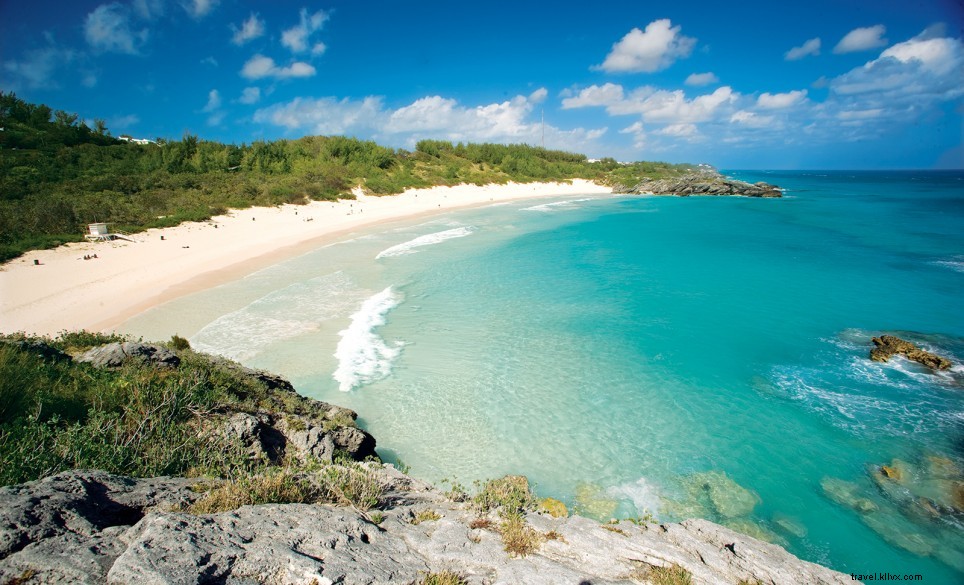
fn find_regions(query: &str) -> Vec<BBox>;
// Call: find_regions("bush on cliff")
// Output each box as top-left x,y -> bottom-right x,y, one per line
0,332 -> 361,488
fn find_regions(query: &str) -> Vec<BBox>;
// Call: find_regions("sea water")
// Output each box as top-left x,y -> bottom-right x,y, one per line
120,171 -> 964,579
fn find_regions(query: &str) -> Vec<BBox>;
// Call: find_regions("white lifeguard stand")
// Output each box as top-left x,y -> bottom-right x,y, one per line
84,223 -> 135,242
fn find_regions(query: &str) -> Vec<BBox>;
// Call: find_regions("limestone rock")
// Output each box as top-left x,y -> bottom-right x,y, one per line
76,342 -> 180,369
0,468 -> 855,585
870,335 -> 952,370
615,174 -> 782,198
0,471 -> 200,584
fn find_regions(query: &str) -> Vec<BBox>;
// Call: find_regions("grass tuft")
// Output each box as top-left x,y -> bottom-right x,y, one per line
421,571 -> 468,585
190,469 -> 318,514
645,564 -> 694,585
411,509 -> 442,525
499,512 -> 542,557
473,475 -> 535,517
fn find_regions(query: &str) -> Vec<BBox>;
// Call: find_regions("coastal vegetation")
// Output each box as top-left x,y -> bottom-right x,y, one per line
0,92 -> 695,262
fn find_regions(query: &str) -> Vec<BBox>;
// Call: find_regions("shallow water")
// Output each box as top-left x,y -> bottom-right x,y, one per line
121,171 -> 964,580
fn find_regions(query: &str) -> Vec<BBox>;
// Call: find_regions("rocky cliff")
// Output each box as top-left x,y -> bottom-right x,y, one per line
0,337 -> 851,584
614,174 -> 782,198
0,469 -> 852,585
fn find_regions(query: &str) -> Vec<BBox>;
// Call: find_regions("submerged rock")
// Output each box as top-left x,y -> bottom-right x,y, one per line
539,497 -> 569,518
572,482 -> 618,521
869,335 -> 952,370
820,477 -> 879,513
690,471 -> 760,518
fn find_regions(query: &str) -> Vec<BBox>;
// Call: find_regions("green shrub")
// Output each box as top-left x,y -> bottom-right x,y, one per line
169,334 -> 191,351
473,475 -> 535,517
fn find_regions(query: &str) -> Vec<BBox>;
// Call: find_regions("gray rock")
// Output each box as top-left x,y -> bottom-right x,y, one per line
108,504 -> 427,585
0,470 -> 854,585
0,471 -> 200,584
615,174 -> 782,198
76,342 -> 180,369
0,338 -> 71,362
329,426 -> 378,461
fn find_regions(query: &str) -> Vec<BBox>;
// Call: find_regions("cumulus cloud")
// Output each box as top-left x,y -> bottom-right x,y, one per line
564,83 -> 738,124
685,72 -> 719,86
561,83 -> 625,109
595,19 -> 696,73
785,38 -> 821,61
241,54 -> 316,80
182,0 -> 218,19
239,87 -> 261,104
757,90 -> 808,109
834,25 -> 888,54
232,13 -> 265,45
282,8 -> 329,53
254,96 -> 385,135
654,123 -> 698,137
831,28 -> 963,99
730,110 -> 775,128
253,91 -> 606,152
85,3 -> 146,54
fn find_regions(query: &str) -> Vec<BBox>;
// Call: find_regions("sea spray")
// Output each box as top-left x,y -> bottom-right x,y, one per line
333,287 -> 402,391
376,227 -> 473,259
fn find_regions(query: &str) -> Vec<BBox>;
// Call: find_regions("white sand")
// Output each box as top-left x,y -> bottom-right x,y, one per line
0,180 -> 611,336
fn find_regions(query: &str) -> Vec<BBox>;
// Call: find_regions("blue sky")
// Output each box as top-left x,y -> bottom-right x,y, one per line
2,0 -> 962,169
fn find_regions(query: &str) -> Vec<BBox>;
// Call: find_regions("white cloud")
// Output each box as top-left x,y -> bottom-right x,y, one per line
254,96 -> 385,134
202,89 -> 221,112
182,0 -> 218,19
654,123 -> 698,137
282,8 -> 329,53
239,87 -> 261,104
831,29 -> 963,99
241,54 -> 316,80
232,13 -> 265,45
563,83 -> 738,124
834,25 -> 888,54
619,121 -> 646,149
561,83 -> 625,109
730,110 -> 775,128
595,19 -> 696,73
253,91 -> 606,152
685,72 -> 718,86
785,38 -> 821,61
757,89 -> 808,109
85,3 -> 146,54
200,56 -> 218,67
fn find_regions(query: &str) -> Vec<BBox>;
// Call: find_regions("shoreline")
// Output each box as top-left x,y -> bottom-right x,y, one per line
0,180 -> 611,336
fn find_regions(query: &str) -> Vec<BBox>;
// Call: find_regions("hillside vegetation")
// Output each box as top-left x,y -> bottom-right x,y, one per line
0,92 -> 695,261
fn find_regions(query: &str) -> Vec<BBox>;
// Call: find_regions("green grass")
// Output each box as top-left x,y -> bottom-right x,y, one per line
421,572 -> 468,585
0,332 -> 365,488
473,475 -> 535,517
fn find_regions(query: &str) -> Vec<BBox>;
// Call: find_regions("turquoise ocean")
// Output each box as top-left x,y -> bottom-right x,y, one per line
120,170 -> 964,580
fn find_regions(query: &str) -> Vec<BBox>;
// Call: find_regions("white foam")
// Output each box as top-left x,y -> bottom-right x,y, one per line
933,257 -> 964,273
376,227 -> 473,259
191,272 -> 360,362
521,197 -> 596,212
332,287 -> 403,391
607,477 -> 663,516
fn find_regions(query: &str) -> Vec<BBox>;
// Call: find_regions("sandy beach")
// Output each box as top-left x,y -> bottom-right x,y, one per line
0,180 -> 611,336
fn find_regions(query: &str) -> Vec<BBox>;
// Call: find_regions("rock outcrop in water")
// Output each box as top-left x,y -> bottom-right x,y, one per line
870,335 -> 952,370
0,468 -> 853,585
614,173 -> 782,198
